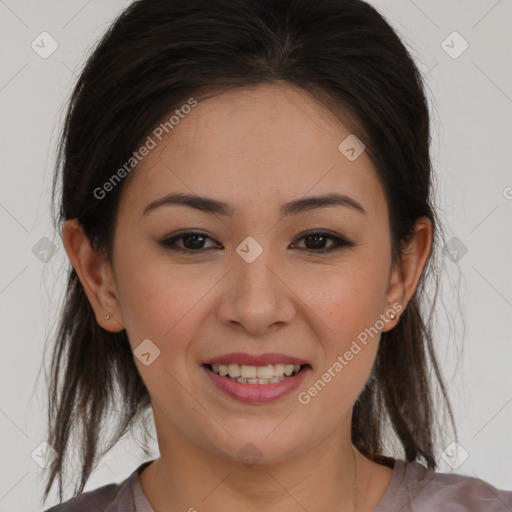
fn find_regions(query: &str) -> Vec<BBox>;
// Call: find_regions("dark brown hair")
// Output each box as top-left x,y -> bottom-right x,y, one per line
43,0 -> 458,503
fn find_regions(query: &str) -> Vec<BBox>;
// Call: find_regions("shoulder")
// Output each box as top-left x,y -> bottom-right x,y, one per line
42,468 -> 139,512
376,459 -> 512,512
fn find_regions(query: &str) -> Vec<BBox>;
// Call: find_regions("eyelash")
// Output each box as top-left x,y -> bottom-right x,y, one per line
159,230 -> 355,254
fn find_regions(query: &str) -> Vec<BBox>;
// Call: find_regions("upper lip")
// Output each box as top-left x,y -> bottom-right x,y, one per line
203,352 -> 310,367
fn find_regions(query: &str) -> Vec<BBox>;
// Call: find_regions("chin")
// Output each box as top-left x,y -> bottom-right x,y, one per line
201,425 -> 310,467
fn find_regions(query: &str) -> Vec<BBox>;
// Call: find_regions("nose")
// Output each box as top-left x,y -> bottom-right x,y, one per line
216,247 -> 296,336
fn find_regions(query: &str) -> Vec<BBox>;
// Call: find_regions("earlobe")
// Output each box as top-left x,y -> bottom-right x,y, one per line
61,219 -> 125,332
382,216 -> 433,331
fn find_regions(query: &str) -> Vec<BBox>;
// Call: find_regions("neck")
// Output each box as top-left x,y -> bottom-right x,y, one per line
139,411 -> 362,511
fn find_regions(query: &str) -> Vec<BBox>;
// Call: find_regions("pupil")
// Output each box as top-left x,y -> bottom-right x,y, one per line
306,234 -> 325,250
184,234 -> 204,249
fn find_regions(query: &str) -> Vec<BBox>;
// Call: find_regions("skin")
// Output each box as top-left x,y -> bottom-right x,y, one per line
63,82 -> 432,511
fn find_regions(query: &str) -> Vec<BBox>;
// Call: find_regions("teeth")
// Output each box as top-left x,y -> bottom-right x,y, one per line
241,365 -> 257,379
210,363 -> 302,382
234,375 -> 288,384
274,363 -> 285,377
256,365 -> 274,379
227,363 -> 240,377
284,364 -> 295,376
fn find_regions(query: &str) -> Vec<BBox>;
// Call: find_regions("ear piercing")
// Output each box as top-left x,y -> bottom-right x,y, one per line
105,314 -> 111,320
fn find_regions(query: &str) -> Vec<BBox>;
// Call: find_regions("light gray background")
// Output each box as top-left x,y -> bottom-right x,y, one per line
0,0 -> 511,510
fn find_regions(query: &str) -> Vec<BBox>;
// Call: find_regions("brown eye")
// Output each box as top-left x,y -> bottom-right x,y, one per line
160,231 -> 221,253
304,233 -> 331,250
292,231 -> 355,253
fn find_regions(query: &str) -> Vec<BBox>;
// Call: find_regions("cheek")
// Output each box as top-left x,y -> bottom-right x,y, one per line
294,280 -> 383,423
114,259 -> 211,413
291,252 -> 390,397
295,253 -> 390,339
113,246 -> 214,341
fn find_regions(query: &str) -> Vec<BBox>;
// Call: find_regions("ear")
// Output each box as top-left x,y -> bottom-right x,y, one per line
381,216 -> 433,332
61,219 -> 125,332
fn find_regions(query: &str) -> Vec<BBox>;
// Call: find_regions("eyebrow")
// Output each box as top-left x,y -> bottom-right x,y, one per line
142,192 -> 366,217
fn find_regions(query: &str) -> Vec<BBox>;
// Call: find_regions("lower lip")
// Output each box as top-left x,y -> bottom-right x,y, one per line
202,365 -> 310,404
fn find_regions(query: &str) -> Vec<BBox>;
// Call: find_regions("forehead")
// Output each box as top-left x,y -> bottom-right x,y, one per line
120,83 -> 387,221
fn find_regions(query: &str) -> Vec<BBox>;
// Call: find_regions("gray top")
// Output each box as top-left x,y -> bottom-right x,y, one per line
44,458 -> 512,511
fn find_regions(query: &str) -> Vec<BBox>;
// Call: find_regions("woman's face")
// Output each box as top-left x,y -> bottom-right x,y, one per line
109,83 -> 407,464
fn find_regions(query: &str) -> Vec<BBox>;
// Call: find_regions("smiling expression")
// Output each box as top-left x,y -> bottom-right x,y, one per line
105,81 -> 404,463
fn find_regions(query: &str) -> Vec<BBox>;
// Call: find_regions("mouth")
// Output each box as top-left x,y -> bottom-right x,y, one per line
203,363 -> 310,385
201,360 -> 311,403
201,352 -> 312,403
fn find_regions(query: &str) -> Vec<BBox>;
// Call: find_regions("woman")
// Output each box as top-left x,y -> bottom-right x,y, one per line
42,0 -> 512,510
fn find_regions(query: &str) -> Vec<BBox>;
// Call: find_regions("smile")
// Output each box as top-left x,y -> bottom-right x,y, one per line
202,363 -> 310,403
206,363 -> 305,384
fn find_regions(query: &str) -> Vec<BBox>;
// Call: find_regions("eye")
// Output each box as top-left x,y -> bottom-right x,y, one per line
159,231 -> 221,253
160,230 -> 354,254
291,231 -> 355,253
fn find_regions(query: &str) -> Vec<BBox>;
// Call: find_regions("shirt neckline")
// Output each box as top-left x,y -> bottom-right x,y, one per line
132,457 -> 410,511
371,458 -> 406,510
